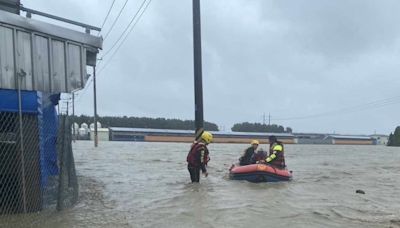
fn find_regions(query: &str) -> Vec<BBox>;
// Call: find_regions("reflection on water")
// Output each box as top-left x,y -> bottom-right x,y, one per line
3,142 -> 400,227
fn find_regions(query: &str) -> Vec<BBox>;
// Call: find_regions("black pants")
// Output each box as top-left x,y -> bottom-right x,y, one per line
188,165 -> 200,182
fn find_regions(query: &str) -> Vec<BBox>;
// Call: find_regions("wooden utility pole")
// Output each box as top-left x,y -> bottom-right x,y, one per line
93,67 -> 98,147
192,0 -> 204,139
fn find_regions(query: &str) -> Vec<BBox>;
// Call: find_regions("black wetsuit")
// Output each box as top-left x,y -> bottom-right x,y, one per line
239,147 -> 255,166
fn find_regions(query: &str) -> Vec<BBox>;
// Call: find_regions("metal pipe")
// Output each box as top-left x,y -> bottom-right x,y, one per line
56,116 -> 66,211
72,92 -> 75,142
13,27 -> 27,213
17,70 -> 28,213
192,0 -> 204,139
20,6 -> 101,32
93,66 -> 98,147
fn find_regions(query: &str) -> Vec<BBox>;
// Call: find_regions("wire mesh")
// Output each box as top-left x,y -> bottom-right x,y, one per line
0,97 -> 78,227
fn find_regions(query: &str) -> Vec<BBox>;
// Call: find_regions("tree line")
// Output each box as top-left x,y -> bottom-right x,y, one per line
72,115 -> 219,131
388,126 -> 400,146
231,122 -> 293,133
71,115 -> 294,133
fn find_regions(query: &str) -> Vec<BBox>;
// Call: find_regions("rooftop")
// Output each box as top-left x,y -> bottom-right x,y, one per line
108,127 -> 294,137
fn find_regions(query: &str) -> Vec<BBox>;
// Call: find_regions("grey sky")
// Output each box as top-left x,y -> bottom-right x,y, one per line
25,0 -> 400,134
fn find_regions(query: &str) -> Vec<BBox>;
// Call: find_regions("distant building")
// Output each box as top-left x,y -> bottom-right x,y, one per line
370,134 -> 389,145
108,127 -> 296,144
327,135 -> 374,145
294,133 -> 331,144
71,123 -> 79,135
90,122 -> 102,129
81,123 -> 88,130
89,128 -> 109,141
78,127 -> 90,140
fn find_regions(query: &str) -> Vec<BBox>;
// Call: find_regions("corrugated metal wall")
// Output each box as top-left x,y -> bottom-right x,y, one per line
0,26 -> 14,89
0,23 -> 88,93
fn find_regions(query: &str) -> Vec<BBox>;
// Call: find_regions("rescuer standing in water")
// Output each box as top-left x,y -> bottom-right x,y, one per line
186,131 -> 213,182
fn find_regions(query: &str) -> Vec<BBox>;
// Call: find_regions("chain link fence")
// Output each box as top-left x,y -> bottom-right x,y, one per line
0,90 -> 78,228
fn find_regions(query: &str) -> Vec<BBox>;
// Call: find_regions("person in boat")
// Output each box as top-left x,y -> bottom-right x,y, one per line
262,135 -> 286,169
251,148 -> 267,164
186,131 -> 213,183
239,140 -> 259,166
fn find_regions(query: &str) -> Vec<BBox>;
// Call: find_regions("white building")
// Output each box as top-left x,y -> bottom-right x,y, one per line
71,123 -> 79,135
81,123 -> 88,130
89,127 -> 109,141
370,134 -> 389,145
90,122 -> 102,129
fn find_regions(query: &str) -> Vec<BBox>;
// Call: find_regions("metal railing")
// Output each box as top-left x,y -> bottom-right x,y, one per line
20,6 -> 101,33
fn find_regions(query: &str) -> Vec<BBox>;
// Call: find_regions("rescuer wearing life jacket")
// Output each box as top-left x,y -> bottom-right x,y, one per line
239,140 -> 259,166
264,135 -> 286,169
186,131 -> 213,183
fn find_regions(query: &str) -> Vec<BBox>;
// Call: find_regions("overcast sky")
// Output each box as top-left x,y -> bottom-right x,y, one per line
24,0 -> 400,135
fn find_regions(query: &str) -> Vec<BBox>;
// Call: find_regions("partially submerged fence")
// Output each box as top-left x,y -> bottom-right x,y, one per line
0,89 -> 78,227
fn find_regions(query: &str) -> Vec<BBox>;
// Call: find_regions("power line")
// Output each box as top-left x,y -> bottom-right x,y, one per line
273,98 -> 400,121
100,0 -> 148,59
98,0 -> 117,36
76,0 -> 151,104
272,95 -> 400,121
102,0 -> 129,41
75,78 -> 93,103
97,0 -> 152,75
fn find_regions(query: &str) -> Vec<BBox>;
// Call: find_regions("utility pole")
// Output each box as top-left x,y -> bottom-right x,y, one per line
263,113 -> 266,125
93,67 -> 98,147
192,0 -> 204,140
66,100 -> 69,115
268,113 -> 271,126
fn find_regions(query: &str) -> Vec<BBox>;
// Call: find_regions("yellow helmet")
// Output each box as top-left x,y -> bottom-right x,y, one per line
201,131 -> 213,144
251,140 -> 259,145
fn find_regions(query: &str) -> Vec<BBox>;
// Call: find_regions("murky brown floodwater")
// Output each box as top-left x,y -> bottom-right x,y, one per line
3,141 -> 400,227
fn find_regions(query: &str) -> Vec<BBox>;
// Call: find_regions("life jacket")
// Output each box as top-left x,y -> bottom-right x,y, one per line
187,142 -> 209,167
269,141 -> 286,168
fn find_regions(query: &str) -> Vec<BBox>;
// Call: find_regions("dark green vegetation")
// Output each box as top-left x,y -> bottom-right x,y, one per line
387,126 -> 400,146
231,122 -> 292,133
72,115 -> 219,131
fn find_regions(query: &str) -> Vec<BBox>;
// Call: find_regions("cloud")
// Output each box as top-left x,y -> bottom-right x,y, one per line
24,0 -> 400,134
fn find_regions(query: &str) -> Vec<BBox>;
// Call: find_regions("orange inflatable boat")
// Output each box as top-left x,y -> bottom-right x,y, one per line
229,164 -> 292,182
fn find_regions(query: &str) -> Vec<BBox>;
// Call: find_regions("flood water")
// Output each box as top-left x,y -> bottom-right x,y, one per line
5,141 -> 400,227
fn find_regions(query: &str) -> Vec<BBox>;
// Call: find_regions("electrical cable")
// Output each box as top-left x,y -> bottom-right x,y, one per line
102,0 -> 129,41
97,0 -> 152,75
271,95 -> 400,121
97,0 -> 117,36
100,0 -> 148,59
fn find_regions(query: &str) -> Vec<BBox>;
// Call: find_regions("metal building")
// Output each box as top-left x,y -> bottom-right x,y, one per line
0,2 -> 102,217
108,127 -> 296,144
327,135 -> 374,145
0,8 -> 102,93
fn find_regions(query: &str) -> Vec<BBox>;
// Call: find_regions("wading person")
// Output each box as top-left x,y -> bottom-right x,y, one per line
186,131 -> 213,183
239,140 -> 259,166
264,135 -> 286,169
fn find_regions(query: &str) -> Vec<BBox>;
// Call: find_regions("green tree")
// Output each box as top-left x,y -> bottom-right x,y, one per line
71,115 -> 219,131
388,133 -> 394,146
387,126 -> 400,147
231,122 -> 292,133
